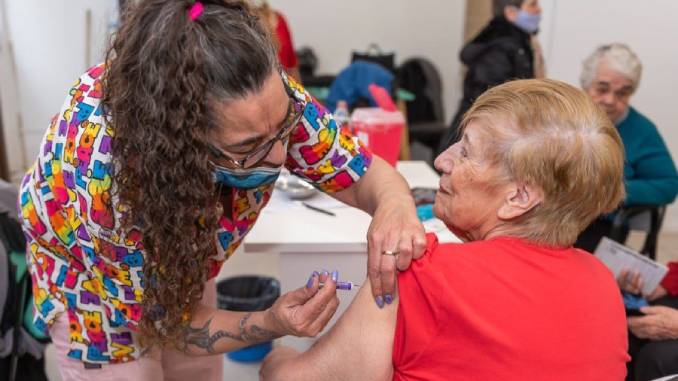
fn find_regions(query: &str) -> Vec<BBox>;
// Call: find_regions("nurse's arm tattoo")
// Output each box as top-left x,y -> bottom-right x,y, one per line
238,312 -> 279,342
180,312 -> 279,354
180,317 -> 240,354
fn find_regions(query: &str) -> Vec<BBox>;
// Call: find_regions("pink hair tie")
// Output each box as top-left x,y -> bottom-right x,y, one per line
188,1 -> 204,21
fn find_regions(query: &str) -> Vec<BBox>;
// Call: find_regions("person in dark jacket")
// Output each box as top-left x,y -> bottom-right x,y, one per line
438,0 -> 543,152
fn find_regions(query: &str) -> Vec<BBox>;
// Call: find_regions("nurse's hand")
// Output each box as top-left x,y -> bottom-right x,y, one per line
367,194 -> 427,308
265,270 -> 339,338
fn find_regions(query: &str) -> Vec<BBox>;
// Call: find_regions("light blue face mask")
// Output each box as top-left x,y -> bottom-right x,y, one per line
514,10 -> 541,34
211,127 -> 291,189
213,165 -> 282,189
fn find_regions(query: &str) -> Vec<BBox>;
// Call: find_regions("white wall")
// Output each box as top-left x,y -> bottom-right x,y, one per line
5,0 -> 466,175
271,0 -> 678,231
539,0 -> 678,232
3,0 -> 677,230
2,0 -> 117,182
269,0 -> 467,123
0,0 -> 24,183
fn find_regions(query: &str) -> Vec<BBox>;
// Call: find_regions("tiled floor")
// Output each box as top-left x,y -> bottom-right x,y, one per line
628,232 -> 678,263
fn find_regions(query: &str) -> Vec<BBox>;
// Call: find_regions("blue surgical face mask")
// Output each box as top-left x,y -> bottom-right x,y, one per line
514,10 -> 541,34
212,134 -> 290,189
213,165 -> 282,189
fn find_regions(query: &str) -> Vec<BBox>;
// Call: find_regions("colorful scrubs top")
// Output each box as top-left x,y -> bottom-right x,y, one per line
19,64 -> 372,364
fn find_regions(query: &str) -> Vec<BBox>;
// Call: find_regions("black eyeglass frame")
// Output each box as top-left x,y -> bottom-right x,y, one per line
208,76 -> 304,169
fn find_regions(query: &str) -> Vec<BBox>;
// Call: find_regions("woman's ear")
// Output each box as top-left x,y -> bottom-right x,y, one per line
497,183 -> 543,220
504,5 -> 519,22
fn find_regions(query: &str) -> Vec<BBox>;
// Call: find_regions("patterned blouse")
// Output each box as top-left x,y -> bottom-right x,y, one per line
19,64 -> 373,364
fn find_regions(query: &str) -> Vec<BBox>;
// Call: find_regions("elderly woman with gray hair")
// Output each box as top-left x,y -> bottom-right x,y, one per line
575,43 -> 678,252
575,44 -> 678,381
578,41 -> 678,381
260,79 -> 630,381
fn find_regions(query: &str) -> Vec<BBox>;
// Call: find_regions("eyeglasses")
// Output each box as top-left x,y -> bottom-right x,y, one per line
209,91 -> 304,169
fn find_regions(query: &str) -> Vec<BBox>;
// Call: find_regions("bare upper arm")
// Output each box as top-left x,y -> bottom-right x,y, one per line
260,278 -> 398,381
330,156 -> 394,212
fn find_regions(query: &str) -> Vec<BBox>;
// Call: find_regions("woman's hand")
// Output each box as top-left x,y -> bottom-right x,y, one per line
178,272 -> 338,356
618,268 -> 668,300
265,271 -> 340,338
330,157 -> 427,308
628,306 -> 678,341
367,194 -> 426,307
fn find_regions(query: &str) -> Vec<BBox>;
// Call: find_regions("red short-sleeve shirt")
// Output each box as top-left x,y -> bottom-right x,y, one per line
274,12 -> 298,70
393,233 -> 629,381
661,262 -> 678,295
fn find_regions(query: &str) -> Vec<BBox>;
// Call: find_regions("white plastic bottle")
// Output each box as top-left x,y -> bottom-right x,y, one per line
333,100 -> 350,128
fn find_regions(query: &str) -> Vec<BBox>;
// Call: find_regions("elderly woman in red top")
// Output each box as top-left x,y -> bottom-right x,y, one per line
260,79 -> 631,381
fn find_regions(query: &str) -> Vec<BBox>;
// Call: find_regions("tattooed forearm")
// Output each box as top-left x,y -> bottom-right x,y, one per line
181,318 -> 242,354
180,312 -> 281,354
239,312 -> 279,342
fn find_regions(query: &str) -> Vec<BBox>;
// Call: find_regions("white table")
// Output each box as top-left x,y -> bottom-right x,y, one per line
223,161 -> 459,378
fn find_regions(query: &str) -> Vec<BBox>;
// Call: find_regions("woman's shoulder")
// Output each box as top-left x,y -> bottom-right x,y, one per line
421,236 -> 515,269
61,63 -> 108,125
621,107 -> 661,139
435,237 -> 620,294
625,107 -> 656,128
434,236 -> 531,255
433,236 -> 605,269
70,63 -> 107,98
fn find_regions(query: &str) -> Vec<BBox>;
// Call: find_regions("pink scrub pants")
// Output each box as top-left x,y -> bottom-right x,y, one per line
50,280 -> 223,381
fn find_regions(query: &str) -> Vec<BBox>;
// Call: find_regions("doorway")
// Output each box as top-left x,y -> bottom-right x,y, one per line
464,0 -> 492,42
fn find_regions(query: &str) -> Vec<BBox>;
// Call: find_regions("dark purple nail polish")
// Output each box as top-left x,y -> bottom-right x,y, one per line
385,294 -> 393,305
375,296 -> 384,308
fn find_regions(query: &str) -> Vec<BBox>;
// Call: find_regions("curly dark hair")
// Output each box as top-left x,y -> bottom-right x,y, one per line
102,0 -> 277,349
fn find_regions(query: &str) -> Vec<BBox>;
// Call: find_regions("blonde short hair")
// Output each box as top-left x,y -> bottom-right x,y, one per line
461,79 -> 625,247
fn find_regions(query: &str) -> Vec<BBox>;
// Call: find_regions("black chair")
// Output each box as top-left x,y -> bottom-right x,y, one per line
609,205 -> 666,260
397,58 -> 447,155
296,46 -> 336,92
0,181 -> 48,381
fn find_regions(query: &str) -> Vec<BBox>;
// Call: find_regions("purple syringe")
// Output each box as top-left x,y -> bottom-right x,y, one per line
319,281 -> 360,291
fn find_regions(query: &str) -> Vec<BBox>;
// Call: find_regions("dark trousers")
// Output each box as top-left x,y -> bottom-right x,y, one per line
575,217 -> 629,253
577,219 -> 678,380
627,296 -> 678,381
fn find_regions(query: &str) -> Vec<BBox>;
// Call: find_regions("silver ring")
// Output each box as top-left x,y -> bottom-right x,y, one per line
381,250 -> 399,256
